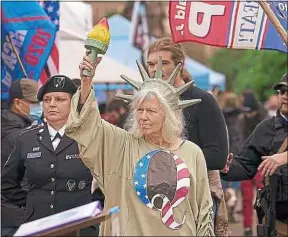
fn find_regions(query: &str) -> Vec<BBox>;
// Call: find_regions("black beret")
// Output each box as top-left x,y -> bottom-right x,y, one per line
37,75 -> 78,101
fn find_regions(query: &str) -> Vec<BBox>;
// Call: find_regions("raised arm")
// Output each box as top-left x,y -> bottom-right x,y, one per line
65,56 -> 131,185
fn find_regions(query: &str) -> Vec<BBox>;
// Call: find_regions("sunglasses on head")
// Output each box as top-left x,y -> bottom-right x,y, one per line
278,88 -> 288,95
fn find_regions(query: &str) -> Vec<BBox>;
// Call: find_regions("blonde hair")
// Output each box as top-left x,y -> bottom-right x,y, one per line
124,89 -> 185,144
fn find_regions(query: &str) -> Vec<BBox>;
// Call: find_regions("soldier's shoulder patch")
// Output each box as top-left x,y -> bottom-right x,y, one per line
18,124 -> 43,137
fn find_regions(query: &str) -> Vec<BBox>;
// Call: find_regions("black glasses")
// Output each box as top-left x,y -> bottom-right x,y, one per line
278,88 -> 288,95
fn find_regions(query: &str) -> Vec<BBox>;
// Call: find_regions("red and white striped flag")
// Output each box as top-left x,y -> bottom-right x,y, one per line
39,0 -> 59,85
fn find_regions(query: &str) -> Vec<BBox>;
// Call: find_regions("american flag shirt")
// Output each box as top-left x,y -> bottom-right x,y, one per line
133,150 -> 190,230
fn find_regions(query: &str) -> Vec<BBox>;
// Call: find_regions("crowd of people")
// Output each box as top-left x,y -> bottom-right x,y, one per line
1,37 -> 287,236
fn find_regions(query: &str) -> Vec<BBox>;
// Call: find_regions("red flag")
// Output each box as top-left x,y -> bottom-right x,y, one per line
169,1 -> 287,53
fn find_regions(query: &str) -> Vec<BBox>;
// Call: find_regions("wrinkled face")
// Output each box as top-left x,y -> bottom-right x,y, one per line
43,92 -> 71,123
278,86 -> 288,115
147,51 -> 178,80
136,96 -> 165,138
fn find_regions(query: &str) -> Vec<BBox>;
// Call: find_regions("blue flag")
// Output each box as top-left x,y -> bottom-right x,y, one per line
1,1 -> 57,100
268,1 -> 288,31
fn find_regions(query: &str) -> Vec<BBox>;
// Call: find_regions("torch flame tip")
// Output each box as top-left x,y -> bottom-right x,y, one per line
98,17 -> 109,30
87,17 -> 110,45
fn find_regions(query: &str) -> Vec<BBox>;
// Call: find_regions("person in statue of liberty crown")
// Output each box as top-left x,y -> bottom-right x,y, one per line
65,55 -> 214,236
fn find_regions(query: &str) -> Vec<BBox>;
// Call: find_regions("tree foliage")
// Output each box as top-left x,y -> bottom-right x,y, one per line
209,48 -> 287,101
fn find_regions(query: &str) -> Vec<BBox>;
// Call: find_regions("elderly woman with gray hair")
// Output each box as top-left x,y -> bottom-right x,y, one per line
65,56 -> 214,236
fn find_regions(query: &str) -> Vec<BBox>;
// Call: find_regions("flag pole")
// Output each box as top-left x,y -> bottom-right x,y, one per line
259,1 -> 288,46
7,34 -> 28,78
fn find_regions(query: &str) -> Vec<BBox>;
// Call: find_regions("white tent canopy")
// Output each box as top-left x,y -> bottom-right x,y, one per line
59,2 -> 142,83
59,39 -> 142,83
95,57 -> 142,83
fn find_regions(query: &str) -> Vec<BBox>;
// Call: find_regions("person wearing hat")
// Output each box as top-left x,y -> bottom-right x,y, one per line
1,75 -> 99,236
221,73 -> 288,236
1,78 -> 40,237
1,79 -> 41,166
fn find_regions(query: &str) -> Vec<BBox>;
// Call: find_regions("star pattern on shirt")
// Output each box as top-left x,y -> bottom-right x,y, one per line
133,150 -> 159,206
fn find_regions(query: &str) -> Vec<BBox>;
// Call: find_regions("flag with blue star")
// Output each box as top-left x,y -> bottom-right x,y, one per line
133,150 -> 159,207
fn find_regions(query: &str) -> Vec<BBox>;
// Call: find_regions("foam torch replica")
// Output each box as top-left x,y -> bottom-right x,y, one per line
83,17 -> 111,77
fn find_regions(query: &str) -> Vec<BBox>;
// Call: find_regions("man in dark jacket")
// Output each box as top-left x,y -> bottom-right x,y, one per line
221,73 -> 288,236
1,79 -> 39,167
1,78 -> 39,237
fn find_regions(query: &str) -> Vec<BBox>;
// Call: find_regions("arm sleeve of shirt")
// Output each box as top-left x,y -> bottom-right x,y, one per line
197,94 -> 228,170
1,137 -> 27,207
194,149 -> 215,236
221,119 -> 274,181
65,89 -> 131,188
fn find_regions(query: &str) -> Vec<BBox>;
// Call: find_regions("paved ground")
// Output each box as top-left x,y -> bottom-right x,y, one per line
227,192 -> 258,236
229,213 -> 258,236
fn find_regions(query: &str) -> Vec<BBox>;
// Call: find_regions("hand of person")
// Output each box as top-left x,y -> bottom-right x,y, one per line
258,152 -> 288,177
221,153 -> 233,174
79,55 -> 102,83
78,55 -> 102,104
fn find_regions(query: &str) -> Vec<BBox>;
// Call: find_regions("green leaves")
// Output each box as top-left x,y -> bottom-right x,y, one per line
209,49 -> 287,101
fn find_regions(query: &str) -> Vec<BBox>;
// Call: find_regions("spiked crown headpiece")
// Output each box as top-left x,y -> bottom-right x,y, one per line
115,57 -> 201,110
